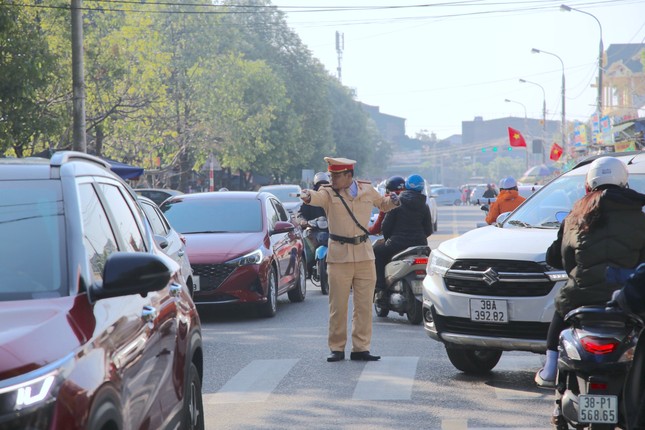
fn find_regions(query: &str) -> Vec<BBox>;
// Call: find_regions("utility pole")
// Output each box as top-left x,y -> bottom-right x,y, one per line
335,31 -> 344,82
71,0 -> 87,152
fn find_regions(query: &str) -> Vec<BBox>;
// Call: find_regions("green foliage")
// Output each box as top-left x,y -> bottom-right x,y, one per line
0,0 -> 385,188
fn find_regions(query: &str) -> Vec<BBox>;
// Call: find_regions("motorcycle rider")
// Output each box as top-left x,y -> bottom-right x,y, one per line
485,176 -> 525,224
535,157 -> 645,389
373,174 -> 433,306
368,176 -> 406,235
296,172 -> 330,276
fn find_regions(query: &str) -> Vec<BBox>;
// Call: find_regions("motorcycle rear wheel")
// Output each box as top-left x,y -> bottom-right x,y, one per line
317,259 -> 329,295
406,298 -> 423,325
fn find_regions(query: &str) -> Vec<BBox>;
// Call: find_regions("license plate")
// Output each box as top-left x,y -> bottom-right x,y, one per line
579,395 -> 618,423
469,299 -> 508,323
193,275 -> 200,292
410,280 -> 423,295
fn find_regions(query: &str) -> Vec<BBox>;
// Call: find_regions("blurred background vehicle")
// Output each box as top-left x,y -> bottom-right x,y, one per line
161,190 -> 307,318
428,186 -> 463,206
257,184 -> 303,218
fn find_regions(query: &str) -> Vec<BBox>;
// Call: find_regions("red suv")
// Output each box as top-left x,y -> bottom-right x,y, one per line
0,152 -> 203,429
161,191 -> 307,317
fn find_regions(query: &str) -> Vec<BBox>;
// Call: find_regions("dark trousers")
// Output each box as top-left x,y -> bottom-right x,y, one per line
546,311 -> 567,351
373,240 -> 407,291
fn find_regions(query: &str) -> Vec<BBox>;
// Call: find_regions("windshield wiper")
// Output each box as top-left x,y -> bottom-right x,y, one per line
507,220 -> 532,228
539,221 -> 561,228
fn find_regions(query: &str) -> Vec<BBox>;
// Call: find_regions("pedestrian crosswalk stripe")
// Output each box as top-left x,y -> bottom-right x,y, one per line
352,356 -> 419,400
203,359 -> 298,404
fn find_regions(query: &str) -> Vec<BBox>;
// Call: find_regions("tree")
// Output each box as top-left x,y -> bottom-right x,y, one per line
0,2 -> 60,156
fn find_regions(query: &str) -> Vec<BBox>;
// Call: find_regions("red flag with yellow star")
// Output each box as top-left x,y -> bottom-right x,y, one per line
507,127 -> 527,147
549,142 -> 563,161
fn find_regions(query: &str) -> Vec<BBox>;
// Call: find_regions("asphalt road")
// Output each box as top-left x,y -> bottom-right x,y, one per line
198,205 -> 554,430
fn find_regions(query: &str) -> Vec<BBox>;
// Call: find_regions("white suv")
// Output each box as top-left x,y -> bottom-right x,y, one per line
422,152 -> 645,374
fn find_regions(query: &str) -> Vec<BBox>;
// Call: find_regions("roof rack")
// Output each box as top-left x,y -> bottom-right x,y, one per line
50,151 -> 111,170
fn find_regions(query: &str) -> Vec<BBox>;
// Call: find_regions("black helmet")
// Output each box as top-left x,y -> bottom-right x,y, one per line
385,176 -> 405,193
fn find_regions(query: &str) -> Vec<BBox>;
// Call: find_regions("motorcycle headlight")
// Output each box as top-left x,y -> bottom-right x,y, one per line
428,250 -> 454,277
227,249 -> 263,266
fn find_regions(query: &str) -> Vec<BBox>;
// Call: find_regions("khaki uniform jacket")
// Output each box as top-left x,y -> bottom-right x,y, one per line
307,181 -> 398,263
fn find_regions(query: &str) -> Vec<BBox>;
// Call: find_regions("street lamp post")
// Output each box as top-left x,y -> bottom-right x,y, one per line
532,48 -> 566,158
519,78 -> 547,163
561,4 -> 603,116
504,98 -> 529,169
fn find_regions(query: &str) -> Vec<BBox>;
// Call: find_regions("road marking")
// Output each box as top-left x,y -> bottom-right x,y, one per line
203,359 -> 298,404
352,356 -> 418,400
442,419 -> 468,430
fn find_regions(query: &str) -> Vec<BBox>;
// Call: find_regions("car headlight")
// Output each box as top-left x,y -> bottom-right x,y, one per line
428,249 -> 454,276
0,353 -> 72,418
226,249 -> 263,266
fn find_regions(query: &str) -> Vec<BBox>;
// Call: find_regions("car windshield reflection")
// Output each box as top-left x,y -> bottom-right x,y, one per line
503,173 -> 645,228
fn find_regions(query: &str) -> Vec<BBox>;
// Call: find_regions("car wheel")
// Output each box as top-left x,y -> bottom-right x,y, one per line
318,259 -> 329,295
258,267 -> 278,318
183,362 -> 205,430
87,387 -> 122,430
445,346 -> 502,374
287,255 -> 307,303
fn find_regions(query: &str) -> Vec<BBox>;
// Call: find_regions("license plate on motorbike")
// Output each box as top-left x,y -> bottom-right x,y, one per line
410,280 -> 423,295
579,395 -> 618,424
469,299 -> 508,323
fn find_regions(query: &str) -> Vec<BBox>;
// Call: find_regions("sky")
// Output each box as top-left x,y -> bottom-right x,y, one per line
271,0 -> 645,139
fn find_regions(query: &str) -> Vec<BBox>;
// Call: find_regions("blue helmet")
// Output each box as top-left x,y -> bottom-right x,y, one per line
405,174 -> 425,192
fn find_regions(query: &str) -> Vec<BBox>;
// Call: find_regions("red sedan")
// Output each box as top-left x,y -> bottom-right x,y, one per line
161,191 -> 307,317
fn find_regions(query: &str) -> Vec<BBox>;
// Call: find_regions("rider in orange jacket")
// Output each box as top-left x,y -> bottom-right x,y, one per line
485,176 -> 526,224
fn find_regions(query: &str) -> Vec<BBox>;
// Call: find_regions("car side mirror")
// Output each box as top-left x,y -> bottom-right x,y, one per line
272,220 -> 295,234
90,252 -> 171,301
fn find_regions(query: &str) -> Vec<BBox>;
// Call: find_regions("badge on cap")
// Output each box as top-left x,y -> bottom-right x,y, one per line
324,157 -> 356,173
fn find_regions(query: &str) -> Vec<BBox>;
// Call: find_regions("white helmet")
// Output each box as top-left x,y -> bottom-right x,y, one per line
313,172 -> 330,186
585,157 -> 628,191
499,176 -> 517,189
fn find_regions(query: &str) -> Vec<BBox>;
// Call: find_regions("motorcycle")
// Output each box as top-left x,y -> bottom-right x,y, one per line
373,243 -> 431,325
303,216 -> 330,295
552,303 -> 643,430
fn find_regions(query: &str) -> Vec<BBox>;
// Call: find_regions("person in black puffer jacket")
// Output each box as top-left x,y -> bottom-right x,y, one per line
373,174 -> 433,302
535,156 -> 645,389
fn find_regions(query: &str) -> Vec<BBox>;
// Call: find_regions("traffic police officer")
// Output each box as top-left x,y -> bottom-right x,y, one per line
300,157 -> 400,362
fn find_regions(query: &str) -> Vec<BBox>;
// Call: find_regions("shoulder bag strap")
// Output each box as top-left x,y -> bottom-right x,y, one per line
333,188 -> 371,236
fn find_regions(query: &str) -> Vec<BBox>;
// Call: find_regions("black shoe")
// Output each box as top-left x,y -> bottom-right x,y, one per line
327,351 -> 345,362
350,351 -> 381,361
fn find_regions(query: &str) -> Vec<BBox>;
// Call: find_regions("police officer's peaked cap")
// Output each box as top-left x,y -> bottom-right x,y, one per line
324,157 -> 356,173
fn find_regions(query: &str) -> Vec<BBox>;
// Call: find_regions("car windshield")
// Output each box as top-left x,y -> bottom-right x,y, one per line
162,198 -> 263,233
503,172 -> 645,229
0,181 -> 66,300
260,187 -> 300,203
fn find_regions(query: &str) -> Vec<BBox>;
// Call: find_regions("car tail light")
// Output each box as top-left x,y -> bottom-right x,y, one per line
580,336 -> 619,354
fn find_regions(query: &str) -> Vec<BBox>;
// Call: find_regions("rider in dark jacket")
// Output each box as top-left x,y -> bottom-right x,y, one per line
373,174 -> 432,303
535,156 -> 645,389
